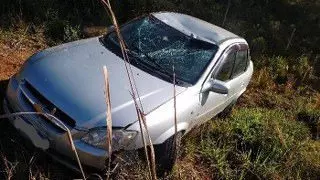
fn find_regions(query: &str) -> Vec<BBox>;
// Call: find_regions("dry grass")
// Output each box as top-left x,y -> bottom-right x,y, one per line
0,22 -> 46,81
103,66 -> 113,179
1,154 -> 18,180
314,93 -> 320,109
0,13 -> 319,180
100,0 -> 157,178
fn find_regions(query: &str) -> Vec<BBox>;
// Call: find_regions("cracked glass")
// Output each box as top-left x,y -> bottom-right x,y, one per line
103,15 -> 219,85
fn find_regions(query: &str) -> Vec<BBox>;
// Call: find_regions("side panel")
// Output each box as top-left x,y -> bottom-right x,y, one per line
126,88 -> 199,147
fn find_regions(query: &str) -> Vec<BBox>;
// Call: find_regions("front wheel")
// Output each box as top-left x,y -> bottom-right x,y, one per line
154,132 -> 182,177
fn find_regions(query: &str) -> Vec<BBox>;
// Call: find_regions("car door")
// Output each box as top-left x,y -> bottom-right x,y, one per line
223,44 -> 250,103
195,45 -> 238,124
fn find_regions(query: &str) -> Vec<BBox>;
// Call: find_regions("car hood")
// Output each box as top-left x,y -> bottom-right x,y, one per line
19,37 -> 187,129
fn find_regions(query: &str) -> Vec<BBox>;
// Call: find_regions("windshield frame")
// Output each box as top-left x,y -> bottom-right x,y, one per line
100,14 -> 219,87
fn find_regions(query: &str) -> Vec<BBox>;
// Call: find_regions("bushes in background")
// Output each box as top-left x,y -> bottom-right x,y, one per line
0,0 -> 319,58
1,1 -> 319,84
45,20 -> 81,45
251,55 -> 316,89
0,0 -> 108,26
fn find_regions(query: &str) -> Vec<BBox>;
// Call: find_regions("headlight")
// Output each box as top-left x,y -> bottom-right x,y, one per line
81,128 -> 137,151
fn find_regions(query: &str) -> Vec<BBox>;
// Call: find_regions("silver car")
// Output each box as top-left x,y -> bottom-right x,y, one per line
3,12 -> 253,174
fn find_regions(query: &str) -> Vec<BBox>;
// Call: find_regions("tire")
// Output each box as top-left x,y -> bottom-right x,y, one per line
154,132 -> 182,177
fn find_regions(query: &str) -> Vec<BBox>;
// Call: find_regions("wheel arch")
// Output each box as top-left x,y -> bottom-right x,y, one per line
153,122 -> 188,144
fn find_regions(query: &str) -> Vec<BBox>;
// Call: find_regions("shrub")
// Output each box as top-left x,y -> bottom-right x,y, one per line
251,67 -> 275,90
251,37 -> 267,54
63,24 -> 81,42
292,56 -> 314,85
44,19 -> 66,42
45,20 -> 81,45
297,107 -> 320,139
269,56 -> 289,84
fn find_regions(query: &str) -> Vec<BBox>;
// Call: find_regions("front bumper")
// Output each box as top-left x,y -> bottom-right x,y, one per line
3,77 -> 108,171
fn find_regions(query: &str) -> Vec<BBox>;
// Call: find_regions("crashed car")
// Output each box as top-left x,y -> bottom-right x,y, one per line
3,12 -> 253,174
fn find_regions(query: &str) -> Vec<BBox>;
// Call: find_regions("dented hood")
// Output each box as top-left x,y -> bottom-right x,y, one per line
19,37 -> 186,129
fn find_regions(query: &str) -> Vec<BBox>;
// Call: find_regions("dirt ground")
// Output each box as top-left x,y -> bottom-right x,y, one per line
0,28 -> 46,94
0,27 -> 48,106
0,34 -> 46,77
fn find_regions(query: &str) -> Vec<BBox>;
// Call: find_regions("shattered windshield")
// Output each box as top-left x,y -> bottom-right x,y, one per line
102,15 -> 218,85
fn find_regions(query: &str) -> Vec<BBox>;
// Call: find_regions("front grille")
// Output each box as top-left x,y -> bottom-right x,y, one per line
23,81 -> 76,128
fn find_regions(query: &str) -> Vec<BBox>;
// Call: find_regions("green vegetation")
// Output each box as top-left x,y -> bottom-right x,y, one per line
0,0 -> 319,179
45,20 -> 81,45
297,107 -> 320,139
1,0 -> 319,87
183,108 -> 320,179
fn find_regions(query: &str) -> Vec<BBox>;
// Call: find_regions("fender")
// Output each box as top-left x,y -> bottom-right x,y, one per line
153,122 -> 189,144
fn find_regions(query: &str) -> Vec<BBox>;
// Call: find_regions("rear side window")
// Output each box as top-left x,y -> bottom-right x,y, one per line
232,50 -> 248,78
215,52 -> 236,81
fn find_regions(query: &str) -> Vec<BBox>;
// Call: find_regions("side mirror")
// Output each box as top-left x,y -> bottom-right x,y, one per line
107,25 -> 115,34
201,79 -> 229,94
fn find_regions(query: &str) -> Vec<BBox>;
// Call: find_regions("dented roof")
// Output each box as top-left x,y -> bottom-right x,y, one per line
152,12 -> 239,44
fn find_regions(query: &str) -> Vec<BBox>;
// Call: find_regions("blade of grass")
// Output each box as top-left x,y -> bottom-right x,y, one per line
1,154 -> 17,180
129,91 -> 153,179
103,66 -> 113,179
99,1 -> 157,179
139,109 -> 157,179
66,128 -> 86,180
173,65 -> 177,137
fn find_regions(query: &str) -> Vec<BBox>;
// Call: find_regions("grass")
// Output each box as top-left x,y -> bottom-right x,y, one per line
177,75 -> 320,179
297,107 -> 320,139
182,108 -> 320,179
0,23 -> 320,179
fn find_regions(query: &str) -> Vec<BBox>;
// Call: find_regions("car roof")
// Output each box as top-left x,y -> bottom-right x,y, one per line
152,12 -> 240,45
